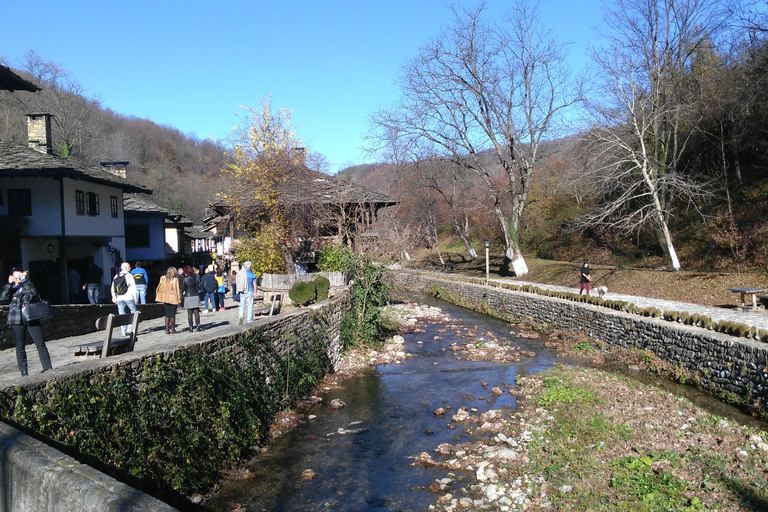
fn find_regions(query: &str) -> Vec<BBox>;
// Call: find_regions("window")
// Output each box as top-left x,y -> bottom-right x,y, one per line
8,189 -> 31,216
75,190 -> 85,215
125,224 -> 150,248
86,192 -> 99,216
110,195 -> 118,218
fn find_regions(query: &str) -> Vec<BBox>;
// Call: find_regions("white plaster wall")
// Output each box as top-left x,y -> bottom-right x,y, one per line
165,227 -> 180,255
62,179 -> 125,237
0,177 -> 62,236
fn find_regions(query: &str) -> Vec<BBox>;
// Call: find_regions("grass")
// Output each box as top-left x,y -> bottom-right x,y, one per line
512,365 -> 768,511
411,252 -> 768,307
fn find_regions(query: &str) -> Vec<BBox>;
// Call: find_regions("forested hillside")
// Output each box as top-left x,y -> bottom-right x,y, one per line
342,1 -> 768,272
0,51 -> 231,222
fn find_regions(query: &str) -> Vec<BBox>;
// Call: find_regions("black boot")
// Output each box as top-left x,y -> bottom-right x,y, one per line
165,317 -> 170,334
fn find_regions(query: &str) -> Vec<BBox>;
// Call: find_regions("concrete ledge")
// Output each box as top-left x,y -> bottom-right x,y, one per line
0,421 -> 178,512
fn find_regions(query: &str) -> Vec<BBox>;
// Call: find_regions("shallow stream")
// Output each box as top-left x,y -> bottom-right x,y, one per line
207,296 -> 763,511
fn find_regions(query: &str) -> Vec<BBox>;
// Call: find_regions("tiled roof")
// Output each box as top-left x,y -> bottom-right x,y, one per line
0,140 -> 150,193
186,225 -> 211,239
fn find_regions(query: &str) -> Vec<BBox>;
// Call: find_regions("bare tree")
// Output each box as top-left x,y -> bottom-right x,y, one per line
368,1 -> 580,275
577,0 -> 727,270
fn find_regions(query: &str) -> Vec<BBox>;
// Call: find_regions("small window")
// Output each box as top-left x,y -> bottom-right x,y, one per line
75,190 -> 85,215
110,195 -> 118,218
126,224 -> 150,248
8,189 -> 31,216
86,192 -> 99,216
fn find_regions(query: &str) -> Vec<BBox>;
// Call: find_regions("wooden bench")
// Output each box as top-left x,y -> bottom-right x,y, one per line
255,293 -> 282,317
68,311 -> 141,358
728,287 -> 768,311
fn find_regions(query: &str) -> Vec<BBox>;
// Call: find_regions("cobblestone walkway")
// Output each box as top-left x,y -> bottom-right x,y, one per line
410,269 -> 768,331
0,302 -> 265,390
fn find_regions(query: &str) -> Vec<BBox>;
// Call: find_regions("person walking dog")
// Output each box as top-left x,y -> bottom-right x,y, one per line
0,269 -> 53,376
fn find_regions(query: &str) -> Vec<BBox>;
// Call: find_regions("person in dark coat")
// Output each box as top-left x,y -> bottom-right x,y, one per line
201,265 -> 218,313
0,269 -> 53,376
180,265 -> 202,332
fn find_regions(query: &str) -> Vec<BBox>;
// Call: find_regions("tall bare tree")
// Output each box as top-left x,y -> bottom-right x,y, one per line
577,0 -> 728,270
368,1 -> 580,275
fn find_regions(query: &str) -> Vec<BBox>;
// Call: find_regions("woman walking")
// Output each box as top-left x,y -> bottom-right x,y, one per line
180,265 -> 202,332
579,262 -> 591,296
0,269 -> 53,376
155,266 -> 182,334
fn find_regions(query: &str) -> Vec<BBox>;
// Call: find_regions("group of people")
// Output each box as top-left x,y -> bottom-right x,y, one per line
0,260 -> 243,377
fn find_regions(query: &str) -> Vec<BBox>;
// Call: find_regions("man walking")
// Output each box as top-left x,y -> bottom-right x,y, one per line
236,261 -> 258,324
201,265 -> 218,313
111,262 -> 138,335
83,256 -> 103,305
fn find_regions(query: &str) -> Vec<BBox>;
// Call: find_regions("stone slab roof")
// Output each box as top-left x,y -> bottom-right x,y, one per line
123,193 -> 169,216
0,64 -> 40,92
282,165 -> 397,206
0,140 -> 149,193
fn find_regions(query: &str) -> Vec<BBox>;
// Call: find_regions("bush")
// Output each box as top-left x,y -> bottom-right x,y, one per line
289,281 -> 317,306
314,276 -> 330,301
316,244 -> 354,272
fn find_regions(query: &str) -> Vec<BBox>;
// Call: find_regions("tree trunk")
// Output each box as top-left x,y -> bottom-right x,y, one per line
493,202 -> 528,275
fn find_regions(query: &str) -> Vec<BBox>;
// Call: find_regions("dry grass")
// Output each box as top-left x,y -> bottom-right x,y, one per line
412,252 -> 768,307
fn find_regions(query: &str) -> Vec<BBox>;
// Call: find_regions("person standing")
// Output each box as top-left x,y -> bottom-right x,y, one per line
201,265 -> 218,313
579,262 -> 591,296
236,261 -> 258,324
111,262 -> 138,335
155,266 -> 182,334
215,266 -> 226,311
0,269 -> 53,376
180,265 -> 202,332
67,266 -> 81,304
131,262 -> 149,304
83,256 -> 103,305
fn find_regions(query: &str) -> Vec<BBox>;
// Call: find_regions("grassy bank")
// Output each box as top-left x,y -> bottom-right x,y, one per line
508,365 -> 768,511
411,253 -> 768,307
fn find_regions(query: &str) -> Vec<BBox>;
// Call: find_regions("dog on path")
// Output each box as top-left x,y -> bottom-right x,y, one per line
596,286 -> 608,299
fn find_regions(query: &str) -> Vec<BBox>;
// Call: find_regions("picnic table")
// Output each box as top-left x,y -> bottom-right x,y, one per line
727,287 -> 767,311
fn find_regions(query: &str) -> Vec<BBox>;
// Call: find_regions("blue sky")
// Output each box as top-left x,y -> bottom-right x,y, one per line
1,0 -> 602,173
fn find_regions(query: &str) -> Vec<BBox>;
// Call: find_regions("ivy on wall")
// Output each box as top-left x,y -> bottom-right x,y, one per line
0,328 -> 332,497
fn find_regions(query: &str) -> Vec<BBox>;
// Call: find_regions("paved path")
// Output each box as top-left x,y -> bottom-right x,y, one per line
409,269 -> 768,331
0,302 -> 265,389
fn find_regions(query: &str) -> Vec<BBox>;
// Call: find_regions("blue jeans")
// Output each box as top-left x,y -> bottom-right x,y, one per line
87,283 -> 101,304
238,291 -> 254,322
135,284 -> 147,304
204,291 -> 216,310
116,299 -> 137,335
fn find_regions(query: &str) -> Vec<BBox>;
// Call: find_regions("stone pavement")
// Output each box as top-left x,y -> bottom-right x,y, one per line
0,301 -> 268,390
409,269 -> 768,331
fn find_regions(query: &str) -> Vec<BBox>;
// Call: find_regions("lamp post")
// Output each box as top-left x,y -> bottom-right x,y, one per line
483,239 -> 490,285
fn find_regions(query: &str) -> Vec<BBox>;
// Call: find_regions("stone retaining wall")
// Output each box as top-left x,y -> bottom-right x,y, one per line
393,272 -> 768,408
0,303 -> 165,350
0,296 -> 347,512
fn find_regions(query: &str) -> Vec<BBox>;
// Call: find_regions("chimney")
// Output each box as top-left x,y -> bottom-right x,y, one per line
292,147 -> 306,168
26,113 -> 53,154
100,161 -> 129,179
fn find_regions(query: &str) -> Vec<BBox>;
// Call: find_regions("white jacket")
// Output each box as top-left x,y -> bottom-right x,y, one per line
111,270 -> 137,302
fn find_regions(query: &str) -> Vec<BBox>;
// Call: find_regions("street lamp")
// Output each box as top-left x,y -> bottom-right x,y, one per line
483,239 -> 490,285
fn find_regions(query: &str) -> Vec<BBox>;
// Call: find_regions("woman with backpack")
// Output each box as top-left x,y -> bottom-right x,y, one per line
180,265 -> 202,332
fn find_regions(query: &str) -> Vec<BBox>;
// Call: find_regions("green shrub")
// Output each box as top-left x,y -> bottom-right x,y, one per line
289,281 -> 317,306
314,276 -> 330,301
316,243 -> 354,272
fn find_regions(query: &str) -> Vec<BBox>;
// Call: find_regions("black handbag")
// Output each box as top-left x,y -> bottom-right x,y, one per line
22,300 -> 54,322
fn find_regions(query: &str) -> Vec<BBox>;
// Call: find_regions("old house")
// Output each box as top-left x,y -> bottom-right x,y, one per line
205,148 -> 397,269
0,114 -> 150,303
